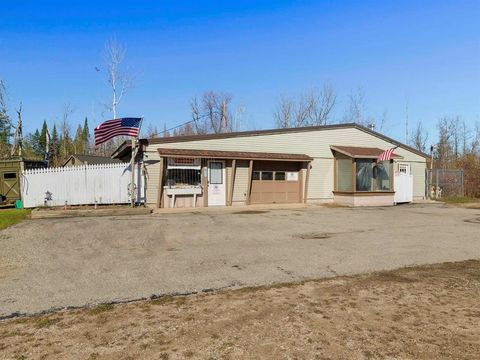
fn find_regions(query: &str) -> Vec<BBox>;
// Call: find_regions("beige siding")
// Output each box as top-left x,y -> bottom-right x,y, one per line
232,160 -> 249,204
147,127 -> 427,202
409,161 -> 427,199
144,149 -> 161,205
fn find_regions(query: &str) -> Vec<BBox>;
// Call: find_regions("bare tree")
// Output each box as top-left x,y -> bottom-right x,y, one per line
190,91 -> 234,134
343,87 -> 367,125
273,96 -> 295,128
305,84 -> 337,125
274,84 -> 337,129
104,37 -> 134,119
410,121 -> 429,153
60,104 -> 74,158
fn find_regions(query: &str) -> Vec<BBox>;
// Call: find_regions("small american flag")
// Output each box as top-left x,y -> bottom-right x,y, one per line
94,117 -> 142,146
377,147 -> 398,162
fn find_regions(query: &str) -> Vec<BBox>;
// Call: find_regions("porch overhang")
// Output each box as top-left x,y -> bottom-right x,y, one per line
156,148 -> 313,162
330,145 -> 403,159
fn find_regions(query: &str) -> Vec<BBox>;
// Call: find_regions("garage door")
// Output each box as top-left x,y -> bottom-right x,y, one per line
250,161 -> 302,204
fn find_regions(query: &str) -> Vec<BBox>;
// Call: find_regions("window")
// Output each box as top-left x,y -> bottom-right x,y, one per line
335,157 -> 392,193
274,172 -> 286,181
261,171 -> 273,181
374,161 -> 392,191
209,162 -> 223,184
336,159 -> 352,191
253,171 -> 289,181
356,160 -> 373,191
399,163 -> 410,175
165,169 -> 201,186
3,172 -> 17,180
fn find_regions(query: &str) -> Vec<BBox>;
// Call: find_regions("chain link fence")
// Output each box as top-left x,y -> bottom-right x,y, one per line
426,169 -> 464,199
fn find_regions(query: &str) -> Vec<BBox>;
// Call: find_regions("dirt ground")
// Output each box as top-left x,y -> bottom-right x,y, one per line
1,260 -> 479,359
1,203 -> 480,318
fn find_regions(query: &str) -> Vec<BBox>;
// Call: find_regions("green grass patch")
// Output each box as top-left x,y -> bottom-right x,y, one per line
35,318 -> 59,329
440,196 -> 478,204
0,209 -> 31,230
87,303 -> 114,315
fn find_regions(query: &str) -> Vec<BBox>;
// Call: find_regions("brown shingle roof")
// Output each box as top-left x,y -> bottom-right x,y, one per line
330,145 -> 403,159
157,148 -> 312,161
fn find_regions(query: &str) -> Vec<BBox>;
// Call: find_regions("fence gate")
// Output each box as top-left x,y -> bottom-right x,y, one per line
426,168 -> 464,199
21,163 -> 144,208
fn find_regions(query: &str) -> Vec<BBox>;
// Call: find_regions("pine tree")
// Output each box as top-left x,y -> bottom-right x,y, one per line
82,117 -> 90,153
51,124 -> 60,165
74,124 -> 84,154
39,120 -> 48,155
31,129 -> 42,156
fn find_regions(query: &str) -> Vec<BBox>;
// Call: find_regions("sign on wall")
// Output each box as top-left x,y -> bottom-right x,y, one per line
167,158 -> 201,169
287,172 -> 298,181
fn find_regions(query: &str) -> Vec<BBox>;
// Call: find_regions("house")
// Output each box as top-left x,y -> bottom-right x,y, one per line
0,158 -> 45,204
62,154 -> 122,167
112,123 -> 429,208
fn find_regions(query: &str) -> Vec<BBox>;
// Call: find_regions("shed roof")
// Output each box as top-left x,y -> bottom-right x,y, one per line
330,145 -> 403,159
157,148 -> 312,162
63,154 -> 123,166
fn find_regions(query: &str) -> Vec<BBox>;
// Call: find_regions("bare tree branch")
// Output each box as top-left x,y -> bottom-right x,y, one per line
104,37 -> 134,119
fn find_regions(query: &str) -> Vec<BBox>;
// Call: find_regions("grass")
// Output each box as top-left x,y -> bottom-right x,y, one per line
440,196 -> 478,204
0,209 -> 31,230
87,303 -> 114,315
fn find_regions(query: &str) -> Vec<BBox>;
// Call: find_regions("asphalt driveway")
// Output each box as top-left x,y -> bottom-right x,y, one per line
1,203 -> 479,318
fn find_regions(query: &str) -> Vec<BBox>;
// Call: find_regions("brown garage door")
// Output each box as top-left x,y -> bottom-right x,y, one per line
250,161 -> 302,204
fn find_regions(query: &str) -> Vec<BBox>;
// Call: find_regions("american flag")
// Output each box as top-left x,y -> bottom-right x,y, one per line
377,147 -> 398,162
94,117 -> 142,146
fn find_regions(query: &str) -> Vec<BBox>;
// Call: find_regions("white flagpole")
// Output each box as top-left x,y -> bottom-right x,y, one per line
130,117 -> 144,207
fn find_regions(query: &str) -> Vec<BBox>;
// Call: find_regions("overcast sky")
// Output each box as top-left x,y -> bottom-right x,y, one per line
1,0 -> 479,141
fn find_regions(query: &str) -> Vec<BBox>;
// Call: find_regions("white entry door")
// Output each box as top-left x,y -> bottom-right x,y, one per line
208,160 -> 226,206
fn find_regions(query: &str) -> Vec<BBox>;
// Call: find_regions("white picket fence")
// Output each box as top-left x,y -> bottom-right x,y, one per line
21,163 -> 144,208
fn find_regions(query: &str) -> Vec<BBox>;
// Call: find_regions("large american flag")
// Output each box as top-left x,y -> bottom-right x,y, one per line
94,117 -> 142,146
377,147 -> 398,162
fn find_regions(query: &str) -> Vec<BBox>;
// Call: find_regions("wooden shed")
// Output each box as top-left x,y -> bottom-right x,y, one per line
0,158 -> 45,204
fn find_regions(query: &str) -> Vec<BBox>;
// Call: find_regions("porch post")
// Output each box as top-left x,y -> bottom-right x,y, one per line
202,160 -> 208,207
228,159 -> 236,206
156,156 -> 164,208
304,161 -> 311,204
245,160 -> 253,205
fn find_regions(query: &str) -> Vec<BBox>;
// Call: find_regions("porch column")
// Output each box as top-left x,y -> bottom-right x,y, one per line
156,156 -> 165,208
245,160 -> 253,205
228,159 -> 236,206
304,161 -> 311,204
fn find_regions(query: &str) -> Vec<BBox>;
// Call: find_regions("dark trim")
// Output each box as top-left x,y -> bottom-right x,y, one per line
333,191 -> 395,196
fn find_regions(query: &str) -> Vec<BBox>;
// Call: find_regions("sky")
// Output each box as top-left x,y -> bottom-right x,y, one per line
1,0 -> 479,142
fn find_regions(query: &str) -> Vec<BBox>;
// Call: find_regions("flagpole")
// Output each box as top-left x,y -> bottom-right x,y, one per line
130,117 -> 144,207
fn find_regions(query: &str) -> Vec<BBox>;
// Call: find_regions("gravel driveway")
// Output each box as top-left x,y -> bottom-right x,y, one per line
1,203 -> 479,318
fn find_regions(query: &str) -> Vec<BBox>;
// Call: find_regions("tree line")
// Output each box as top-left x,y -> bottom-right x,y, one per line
1,37 -> 478,196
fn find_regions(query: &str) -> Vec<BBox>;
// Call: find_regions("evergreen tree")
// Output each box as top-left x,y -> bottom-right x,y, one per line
39,120 -> 48,155
74,124 -> 84,154
82,117 -> 90,153
31,129 -> 42,156
51,124 -> 60,165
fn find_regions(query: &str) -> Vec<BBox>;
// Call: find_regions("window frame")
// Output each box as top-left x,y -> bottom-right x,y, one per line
334,157 -> 393,193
